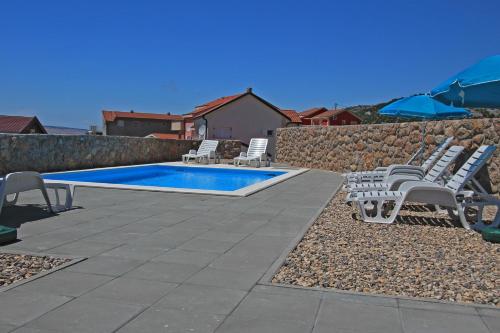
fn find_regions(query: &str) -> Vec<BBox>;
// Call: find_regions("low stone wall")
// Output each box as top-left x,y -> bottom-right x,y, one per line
0,135 -> 242,175
277,118 -> 500,193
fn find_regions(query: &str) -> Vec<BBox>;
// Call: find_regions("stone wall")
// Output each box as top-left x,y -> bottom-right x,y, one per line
276,118 -> 500,193
0,135 -> 242,175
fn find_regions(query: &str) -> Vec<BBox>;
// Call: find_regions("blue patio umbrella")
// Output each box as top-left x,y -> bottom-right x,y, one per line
431,55 -> 500,107
379,95 -> 471,160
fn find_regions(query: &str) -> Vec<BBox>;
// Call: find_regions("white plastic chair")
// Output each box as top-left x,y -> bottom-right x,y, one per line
0,171 -> 74,215
234,138 -> 268,167
182,140 -> 219,164
352,145 -> 499,230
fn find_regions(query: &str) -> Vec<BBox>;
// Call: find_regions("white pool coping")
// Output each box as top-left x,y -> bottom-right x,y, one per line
43,162 -> 309,197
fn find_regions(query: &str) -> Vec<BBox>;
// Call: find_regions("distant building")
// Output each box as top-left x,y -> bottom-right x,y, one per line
299,108 -> 361,126
0,115 -> 47,134
45,126 -> 88,135
102,110 -> 184,138
184,88 -> 301,158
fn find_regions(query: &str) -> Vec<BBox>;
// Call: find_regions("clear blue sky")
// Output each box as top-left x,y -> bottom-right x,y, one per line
1,0 -> 499,129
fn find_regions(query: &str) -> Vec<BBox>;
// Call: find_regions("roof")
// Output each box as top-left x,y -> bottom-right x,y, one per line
311,108 -> 362,121
0,115 -> 47,134
298,107 -> 328,118
146,133 -> 183,140
280,109 -> 302,123
102,110 -> 184,122
45,126 -> 88,135
186,89 -> 298,123
188,94 -> 244,118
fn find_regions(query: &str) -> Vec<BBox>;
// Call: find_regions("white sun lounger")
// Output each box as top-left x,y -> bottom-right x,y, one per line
0,171 -> 74,215
182,140 -> 219,164
234,138 -> 268,167
345,137 -> 453,185
345,145 -> 464,201
352,145 -> 499,230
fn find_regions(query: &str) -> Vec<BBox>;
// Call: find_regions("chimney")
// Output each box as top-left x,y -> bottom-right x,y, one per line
246,87 -> 252,93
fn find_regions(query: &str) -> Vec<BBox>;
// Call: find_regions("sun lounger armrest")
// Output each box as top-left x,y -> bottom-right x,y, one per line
239,152 -> 247,158
188,149 -> 197,155
374,167 -> 388,171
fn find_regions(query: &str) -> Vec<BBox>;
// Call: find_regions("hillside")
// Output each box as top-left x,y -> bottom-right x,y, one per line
345,99 -> 500,124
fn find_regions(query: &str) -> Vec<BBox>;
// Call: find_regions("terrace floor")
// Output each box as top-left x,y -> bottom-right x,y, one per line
0,170 -> 498,333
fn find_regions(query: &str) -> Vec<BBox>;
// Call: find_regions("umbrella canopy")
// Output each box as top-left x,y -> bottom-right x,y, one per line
379,95 -> 471,120
431,55 -> 500,107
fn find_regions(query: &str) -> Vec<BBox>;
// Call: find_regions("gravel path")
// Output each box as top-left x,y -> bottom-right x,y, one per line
0,253 -> 71,287
273,192 -> 499,306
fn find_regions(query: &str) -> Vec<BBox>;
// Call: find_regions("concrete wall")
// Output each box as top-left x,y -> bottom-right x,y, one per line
276,118 -> 500,194
105,118 -> 182,137
0,134 -> 242,175
197,94 -> 291,159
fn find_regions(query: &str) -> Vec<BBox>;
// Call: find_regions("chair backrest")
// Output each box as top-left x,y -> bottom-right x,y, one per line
197,140 -> 219,156
445,145 -> 496,194
423,146 -> 464,183
246,138 -> 268,158
3,172 -> 44,195
420,136 -> 454,172
406,145 -> 425,165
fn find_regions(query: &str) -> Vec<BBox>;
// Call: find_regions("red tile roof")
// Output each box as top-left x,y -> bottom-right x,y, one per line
102,110 -> 183,122
280,109 -> 302,123
298,107 -> 328,118
0,115 -> 46,134
188,94 -> 244,118
146,133 -> 183,140
311,108 -> 361,121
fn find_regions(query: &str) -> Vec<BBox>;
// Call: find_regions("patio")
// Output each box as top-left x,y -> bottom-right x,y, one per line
0,170 -> 498,333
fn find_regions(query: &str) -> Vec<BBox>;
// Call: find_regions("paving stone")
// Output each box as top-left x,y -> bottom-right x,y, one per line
47,240 -> 118,257
229,292 -> 320,326
83,277 -> 177,306
481,315 -> 500,333
123,262 -> 202,283
476,307 -> 500,317
0,290 -> 71,326
216,316 -> 312,333
154,284 -> 247,315
400,308 -> 490,333
11,326 -> 60,333
398,299 -> 479,315
12,271 -> 113,297
197,231 -> 248,243
116,307 -> 224,333
66,256 -> 145,276
179,238 -> 236,253
151,249 -> 219,267
316,299 -> 402,333
100,243 -> 169,260
25,297 -> 144,333
322,291 -> 398,307
185,267 -> 263,291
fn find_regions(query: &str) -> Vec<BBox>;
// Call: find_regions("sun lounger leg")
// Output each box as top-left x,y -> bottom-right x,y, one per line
356,196 -> 403,224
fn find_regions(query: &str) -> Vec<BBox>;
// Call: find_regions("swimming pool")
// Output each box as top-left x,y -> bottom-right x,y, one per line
43,163 -> 307,196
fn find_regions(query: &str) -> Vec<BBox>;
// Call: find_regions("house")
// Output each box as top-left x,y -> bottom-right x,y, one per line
145,133 -> 184,140
0,115 -> 47,134
184,88 -> 301,158
102,110 -> 184,138
299,108 -> 361,126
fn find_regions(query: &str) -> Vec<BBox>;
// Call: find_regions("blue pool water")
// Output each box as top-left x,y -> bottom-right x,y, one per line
43,165 -> 287,191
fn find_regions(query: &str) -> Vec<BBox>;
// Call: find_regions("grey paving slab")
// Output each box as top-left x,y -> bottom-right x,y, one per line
83,277 -> 177,306
66,255 -> 145,276
100,243 -> 169,260
123,261 -> 202,283
11,326 -> 59,333
229,292 -> 320,326
154,284 -> 247,315
400,307 -> 490,333
186,267 -> 264,291
197,230 -> 249,243
11,271 -> 113,297
0,322 -> 16,333
116,307 -> 225,333
178,237 -> 237,253
47,240 -> 119,257
315,299 -> 402,333
152,249 -> 220,267
216,316 -> 313,333
25,297 -> 144,333
477,308 -> 500,317
322,291 -> 398,307
0,290 -> 72,326
481,315 -> 500,333
398,298 -> 479,315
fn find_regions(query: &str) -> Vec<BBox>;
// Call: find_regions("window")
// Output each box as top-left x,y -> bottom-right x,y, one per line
267,130 -> 274,137
117,120 -> 125,127
171,121 -> 181,131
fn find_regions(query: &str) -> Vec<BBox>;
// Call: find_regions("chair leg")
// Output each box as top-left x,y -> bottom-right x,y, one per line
356,197 -> 403,224
39,186 -> 54,213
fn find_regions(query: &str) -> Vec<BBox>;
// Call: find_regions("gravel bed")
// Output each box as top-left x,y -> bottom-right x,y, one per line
0,253 -> 71,287
273,192 -> 499,306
